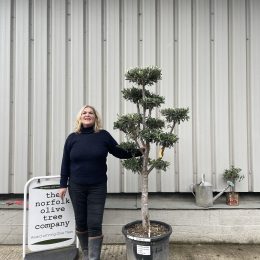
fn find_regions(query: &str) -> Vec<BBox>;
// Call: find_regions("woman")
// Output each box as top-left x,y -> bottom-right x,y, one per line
59,105 -> 142,260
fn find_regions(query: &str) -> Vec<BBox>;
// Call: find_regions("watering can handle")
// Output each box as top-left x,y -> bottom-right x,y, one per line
190,184 -> 196,197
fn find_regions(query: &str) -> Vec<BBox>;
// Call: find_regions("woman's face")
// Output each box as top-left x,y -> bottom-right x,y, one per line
80,107 -> 96,128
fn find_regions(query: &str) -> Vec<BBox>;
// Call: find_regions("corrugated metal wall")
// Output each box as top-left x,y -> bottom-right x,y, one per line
0,0 -> 260,194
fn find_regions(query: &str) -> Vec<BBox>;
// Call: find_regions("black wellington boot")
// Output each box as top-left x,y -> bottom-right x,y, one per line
88,235 -> 103,260
76,231 -> 89,260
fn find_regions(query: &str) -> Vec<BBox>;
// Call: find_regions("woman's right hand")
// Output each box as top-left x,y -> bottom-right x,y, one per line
59,188 -> 67,201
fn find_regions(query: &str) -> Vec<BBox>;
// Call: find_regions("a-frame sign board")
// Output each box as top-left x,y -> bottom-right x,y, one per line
23,176 -> 78,259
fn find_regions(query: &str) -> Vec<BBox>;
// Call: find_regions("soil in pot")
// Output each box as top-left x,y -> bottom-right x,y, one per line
126,222 -> 169,238
122,220 -> 172,260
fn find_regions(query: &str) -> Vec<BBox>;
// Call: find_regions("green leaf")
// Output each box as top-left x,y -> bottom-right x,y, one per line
114,114 -> 142,134
117,142 -> 139,154
157,132 -> 179,148
139,129 -> 161,143
122,157 -> 142,173
149,159 -> 170,171
121,87 -> 144,104
161,108 -> 189,124
125,66 -> 162,86
139,129 -> 178,147
122,87 -> 165,110
145,118 -> 165,129
140,95 -> 165,109
223,165 -> 244,184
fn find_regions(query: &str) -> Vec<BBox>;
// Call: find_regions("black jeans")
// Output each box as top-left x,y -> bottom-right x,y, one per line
68,181 -> 107,237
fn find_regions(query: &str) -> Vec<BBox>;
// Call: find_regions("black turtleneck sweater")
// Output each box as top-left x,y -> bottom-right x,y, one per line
60,127 -> 141,188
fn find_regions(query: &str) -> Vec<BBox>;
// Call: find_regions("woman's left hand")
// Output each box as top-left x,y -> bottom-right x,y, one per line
58,188 -> 67,202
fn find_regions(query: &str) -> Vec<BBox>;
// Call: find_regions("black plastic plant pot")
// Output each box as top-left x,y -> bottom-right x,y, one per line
122,220 -> 172,260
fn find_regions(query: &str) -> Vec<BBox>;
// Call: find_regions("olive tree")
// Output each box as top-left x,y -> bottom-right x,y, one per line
114,66 -> 189,235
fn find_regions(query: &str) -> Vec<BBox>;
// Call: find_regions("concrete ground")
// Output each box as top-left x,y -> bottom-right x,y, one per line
1,243 -> 260,260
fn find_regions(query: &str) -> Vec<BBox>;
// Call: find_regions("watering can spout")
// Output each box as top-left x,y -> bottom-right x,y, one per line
212,181 -> 234,202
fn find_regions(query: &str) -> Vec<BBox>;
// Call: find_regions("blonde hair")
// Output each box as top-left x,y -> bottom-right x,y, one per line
74,105 -> 102,133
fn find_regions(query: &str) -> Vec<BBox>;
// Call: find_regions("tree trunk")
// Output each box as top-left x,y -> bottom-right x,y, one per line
141,172 -> 150,235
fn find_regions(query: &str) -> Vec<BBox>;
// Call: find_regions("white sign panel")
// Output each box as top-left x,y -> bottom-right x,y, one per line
137,245 -> 151,255
28,178 -> 75,251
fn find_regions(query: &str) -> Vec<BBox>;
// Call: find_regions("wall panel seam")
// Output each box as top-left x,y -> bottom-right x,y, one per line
137,0 -> 142,191
191,0 -> 197,184
119,0 -> 124,192
83,0 -> 88,105
28,0 -> 34,180
65,0 -> 70,135
156,0 -> 162,192
138,0 -> 142,67
9,0 -> 15,192
174,0 -> 179,192
228,0 -> 233,166
210,0 -> 216,186
46,0 -> 52,176
102,0 -> 107,126
245,0 -> 252,191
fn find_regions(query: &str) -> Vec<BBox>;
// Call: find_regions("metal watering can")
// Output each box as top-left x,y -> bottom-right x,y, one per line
191,175 -> 234,208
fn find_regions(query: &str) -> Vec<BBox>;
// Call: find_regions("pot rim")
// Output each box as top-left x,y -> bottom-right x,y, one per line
122,220 -> 172,242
